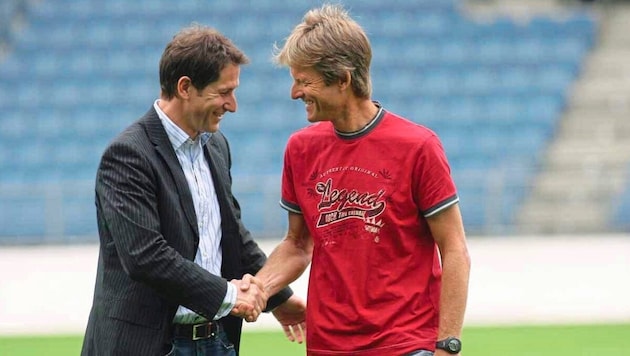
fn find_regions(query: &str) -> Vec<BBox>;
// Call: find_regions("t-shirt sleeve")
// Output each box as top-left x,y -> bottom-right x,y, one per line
279,140 -> 302,214
414,134 -> 459,217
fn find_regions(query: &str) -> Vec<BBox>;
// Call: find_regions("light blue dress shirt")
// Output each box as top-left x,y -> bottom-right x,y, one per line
154,100 -> 236,324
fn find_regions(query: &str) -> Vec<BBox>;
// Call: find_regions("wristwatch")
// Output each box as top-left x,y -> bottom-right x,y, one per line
436,337 -> 462,354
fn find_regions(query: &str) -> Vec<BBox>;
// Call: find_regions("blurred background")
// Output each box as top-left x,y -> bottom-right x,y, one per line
0,0 -> 629,350
2,0 -> 630,241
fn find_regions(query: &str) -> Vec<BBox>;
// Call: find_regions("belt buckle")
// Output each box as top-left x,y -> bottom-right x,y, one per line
192,323 -> 212,341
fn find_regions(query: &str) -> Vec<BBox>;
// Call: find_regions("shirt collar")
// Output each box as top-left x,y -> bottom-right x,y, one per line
335,101 -> 384,138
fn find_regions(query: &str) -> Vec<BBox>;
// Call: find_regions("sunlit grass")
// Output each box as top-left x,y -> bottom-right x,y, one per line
1,323 -> 629,356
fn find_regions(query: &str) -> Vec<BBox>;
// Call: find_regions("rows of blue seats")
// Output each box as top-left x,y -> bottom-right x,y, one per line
0,93 -> 564,135
27,0 -> 458,20
0,47 -> 586,92
0,0 -> 596,238
0,91 -> 561,177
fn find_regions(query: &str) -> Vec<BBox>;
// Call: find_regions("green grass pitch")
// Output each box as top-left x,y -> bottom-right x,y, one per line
1,324 -> 629,355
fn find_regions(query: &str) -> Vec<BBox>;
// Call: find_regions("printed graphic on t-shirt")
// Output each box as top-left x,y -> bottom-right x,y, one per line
310,166 -> 387,237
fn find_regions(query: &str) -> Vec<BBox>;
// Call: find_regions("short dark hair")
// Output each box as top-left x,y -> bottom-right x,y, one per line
159,24 -> 249,99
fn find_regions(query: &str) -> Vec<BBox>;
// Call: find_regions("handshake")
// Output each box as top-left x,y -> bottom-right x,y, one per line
229,274 -> 268,322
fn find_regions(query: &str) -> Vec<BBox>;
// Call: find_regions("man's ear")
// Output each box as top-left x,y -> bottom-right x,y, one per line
177,76 -> 192,99
338,71 -> 351,91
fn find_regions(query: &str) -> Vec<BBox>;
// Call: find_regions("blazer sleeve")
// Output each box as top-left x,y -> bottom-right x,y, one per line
97,139 -> 227,320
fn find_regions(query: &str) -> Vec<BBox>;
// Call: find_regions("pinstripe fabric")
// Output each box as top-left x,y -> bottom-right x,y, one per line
154,101 -> 226,323
81,107 -> 293,356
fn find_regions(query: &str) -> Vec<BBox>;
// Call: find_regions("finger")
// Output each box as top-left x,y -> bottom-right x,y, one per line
294,323 -> 306,344
246,309 -> 259,322
253,295 -> 266,313
233,304 -> 249,315
232,301 -> 254,316
238,300 -> 254,311
257,297 -> 266,312
282,325 -> 295,342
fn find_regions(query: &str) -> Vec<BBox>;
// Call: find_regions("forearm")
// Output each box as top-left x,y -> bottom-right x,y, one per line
437,248 -> 471,339
256,237 -> 311,297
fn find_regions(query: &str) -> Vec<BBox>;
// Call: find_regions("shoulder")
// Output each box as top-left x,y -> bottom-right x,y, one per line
107,120 -> 150,152
383,110 -> 435,135
380,110 -> 437,143
98,113 -> 158,171
210,130 -> 228,145
207,130 -> 231,158
286,122 -> 332,145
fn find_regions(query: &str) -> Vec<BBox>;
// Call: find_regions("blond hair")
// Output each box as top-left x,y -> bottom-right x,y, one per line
273,3 -> 372,98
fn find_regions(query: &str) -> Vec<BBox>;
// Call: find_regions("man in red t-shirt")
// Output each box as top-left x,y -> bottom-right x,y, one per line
254,4 -> 471,356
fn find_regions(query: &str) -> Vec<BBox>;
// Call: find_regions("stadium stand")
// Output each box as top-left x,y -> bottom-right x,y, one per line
514,0 -> 630,233
0,0 -> 600,242
613,164 -> 630,231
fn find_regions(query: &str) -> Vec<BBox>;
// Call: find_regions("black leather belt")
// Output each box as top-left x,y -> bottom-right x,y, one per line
173,321 -> 220,341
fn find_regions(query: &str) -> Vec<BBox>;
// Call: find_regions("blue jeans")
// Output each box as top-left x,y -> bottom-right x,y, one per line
405,351 -> 434,356
170,328 -> 236,356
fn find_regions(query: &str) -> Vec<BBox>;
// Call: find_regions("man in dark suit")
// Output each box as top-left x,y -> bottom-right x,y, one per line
81,25 -> 306,356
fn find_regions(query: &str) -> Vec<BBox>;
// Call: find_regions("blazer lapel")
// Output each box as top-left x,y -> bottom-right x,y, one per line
143,108 -> 199,237
205,135 -> 241,276
204,137 -> 236,229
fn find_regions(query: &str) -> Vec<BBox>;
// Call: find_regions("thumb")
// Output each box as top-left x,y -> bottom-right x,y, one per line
240,274 -> 253,291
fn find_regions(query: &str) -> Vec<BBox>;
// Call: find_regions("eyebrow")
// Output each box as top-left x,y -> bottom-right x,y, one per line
214,84 -> 237,92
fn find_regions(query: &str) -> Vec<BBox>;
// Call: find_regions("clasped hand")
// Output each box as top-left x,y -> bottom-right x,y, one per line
229,274 -> 268,322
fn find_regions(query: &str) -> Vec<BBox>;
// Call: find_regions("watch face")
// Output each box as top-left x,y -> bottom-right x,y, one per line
447,339 -> 461,352
437,337 -> 462,354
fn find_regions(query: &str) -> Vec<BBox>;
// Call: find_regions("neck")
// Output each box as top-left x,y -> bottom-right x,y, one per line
158,97 -> 198,139
333,99 -> 379,133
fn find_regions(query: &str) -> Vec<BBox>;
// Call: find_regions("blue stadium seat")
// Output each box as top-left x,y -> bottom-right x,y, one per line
523,94 -> 565,132
564,12 -> 597,45
528,16 -> 562,37
483,94 -> 522,124
550,37 -> 591,66
0,109 -> 31,142
460,67 -> 497,95
513,38 -> 549,64
497,67 -> 535,95
487,16 -> 525,39
473,38 -> 512,65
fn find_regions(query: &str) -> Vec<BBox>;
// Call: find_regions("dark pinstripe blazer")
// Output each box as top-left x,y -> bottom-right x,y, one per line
81,107 -> 291,356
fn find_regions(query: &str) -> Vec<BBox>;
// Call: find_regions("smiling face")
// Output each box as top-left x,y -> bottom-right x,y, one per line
290,66 -> 345,123
182,63 -> 240,136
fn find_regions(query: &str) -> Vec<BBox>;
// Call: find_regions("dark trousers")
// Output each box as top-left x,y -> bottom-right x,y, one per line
170,323 -> 235,356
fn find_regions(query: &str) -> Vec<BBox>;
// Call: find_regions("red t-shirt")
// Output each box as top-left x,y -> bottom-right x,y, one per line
281,108 -> 459,356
